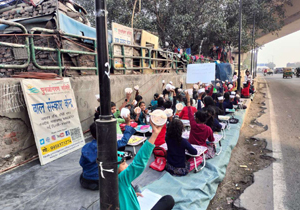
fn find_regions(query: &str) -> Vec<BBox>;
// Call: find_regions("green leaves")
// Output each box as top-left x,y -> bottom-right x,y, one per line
74,0 -> 291,55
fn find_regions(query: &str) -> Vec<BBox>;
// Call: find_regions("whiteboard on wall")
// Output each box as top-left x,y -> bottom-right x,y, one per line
186,63 -> 216,84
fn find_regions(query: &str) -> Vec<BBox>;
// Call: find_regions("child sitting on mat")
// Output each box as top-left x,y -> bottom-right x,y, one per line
223,92 -> 234,114
241,81 -> 251,98
165,119 -> 197,176
186,92 -> 216,159
118,120 -> 175,210
79,116 -> 136,191
178,98 -> 197,120
135,101 -> 148,125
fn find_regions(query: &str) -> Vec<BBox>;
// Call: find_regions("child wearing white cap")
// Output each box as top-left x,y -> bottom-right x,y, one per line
223,82 -> 236,93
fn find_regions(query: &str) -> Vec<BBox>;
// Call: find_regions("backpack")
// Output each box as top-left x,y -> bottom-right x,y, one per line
188,156 -> 204,172
149,147 -> 167,172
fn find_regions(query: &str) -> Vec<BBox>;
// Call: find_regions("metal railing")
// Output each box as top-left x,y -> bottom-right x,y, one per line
0,20 -> 30,69
0,21 -> 205,75
110,43 -> 151,74
30,27 -> 98,76
150,49 -> 173,73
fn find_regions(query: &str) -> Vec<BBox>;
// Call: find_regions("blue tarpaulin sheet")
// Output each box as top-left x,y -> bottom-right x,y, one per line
216,63 -> 234,81
0,0 -> 22,9
58,12 -> 112,43
143,110 -> 246,210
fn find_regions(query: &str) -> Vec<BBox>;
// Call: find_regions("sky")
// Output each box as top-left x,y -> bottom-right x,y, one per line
257,30 -> 300,67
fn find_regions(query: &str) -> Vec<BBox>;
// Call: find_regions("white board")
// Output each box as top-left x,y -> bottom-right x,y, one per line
21,78 -> 85,165
186,63 -> 216,84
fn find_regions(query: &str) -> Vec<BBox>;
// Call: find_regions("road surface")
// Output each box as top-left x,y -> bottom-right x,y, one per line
240,73 -> 300,210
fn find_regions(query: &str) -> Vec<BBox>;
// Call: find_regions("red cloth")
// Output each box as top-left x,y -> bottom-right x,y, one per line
223,83 -> 228,92
179,106 -> 197,120
154,124 -> 167,146
241,82 -> 251,98
208,85 -> 214,96
187,106 -> 214,147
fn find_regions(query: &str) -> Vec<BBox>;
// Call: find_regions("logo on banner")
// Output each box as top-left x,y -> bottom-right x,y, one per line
56,133 -> 65,139
51,135 -> 56,141
40,139 -> 45,145
27,85 -> 39,94
65,130 -> 70,136
46,137 -> 50,143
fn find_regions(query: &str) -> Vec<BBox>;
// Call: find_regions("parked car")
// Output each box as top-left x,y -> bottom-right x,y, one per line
275,68 -> 284,74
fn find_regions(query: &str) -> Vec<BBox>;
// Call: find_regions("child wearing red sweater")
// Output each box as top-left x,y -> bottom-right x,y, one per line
178,98 -> 197,120
186,93 -> 216,159
241,81 -> 251,98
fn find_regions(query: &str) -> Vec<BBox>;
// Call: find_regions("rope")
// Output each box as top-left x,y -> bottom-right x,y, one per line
99,162 -> 114,179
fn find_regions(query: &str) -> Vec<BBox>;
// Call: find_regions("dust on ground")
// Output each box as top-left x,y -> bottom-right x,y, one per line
208,83 -> 275,210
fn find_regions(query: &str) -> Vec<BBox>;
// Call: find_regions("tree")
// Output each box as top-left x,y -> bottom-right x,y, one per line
267,62 -> 276,69
74,0 -> 292,55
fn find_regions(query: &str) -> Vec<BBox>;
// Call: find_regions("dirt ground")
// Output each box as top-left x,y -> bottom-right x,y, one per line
207,84 -> 275,210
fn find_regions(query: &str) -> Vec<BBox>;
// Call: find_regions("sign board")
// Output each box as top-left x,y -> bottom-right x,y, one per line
21,78 -> 85,165
112,22 -> 133,68
186,63 -> 216,84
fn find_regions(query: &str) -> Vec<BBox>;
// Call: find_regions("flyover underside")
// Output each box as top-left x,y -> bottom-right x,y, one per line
256,0 -> 300,45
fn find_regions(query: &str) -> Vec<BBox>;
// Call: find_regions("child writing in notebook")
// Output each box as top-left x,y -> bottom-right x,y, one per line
186,92 -> 216,159
165,119 -> 197,176
118,120 -> 175,210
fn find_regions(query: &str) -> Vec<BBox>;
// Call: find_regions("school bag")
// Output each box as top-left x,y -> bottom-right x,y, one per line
188,156 -> 204,172
149,147 -> 167,172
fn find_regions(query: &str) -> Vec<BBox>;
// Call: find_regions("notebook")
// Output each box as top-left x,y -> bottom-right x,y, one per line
137,189 -> 162,210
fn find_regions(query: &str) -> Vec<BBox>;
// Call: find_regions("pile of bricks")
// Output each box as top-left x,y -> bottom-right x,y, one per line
0,36 -> 27,77
0,0 -> 96,77
0,1 -> 57,21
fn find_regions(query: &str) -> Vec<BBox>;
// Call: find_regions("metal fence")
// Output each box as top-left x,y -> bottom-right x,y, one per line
0,20 -> 202,76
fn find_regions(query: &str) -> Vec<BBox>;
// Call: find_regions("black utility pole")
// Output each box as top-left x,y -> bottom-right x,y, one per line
237,0 -> 243,90
250,14 -> 256,78
95,0 -> 119,209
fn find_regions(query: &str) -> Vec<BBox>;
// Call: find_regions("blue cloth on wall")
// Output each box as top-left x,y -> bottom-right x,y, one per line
215,63 -> 233,82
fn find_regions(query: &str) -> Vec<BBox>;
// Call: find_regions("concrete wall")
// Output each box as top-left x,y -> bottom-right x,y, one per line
0,73 -> 186,172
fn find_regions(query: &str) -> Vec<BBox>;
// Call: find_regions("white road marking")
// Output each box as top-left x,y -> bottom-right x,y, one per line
263,77 -> 287,210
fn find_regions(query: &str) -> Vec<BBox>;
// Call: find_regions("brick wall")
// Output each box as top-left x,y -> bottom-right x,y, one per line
0,0 -> 57,21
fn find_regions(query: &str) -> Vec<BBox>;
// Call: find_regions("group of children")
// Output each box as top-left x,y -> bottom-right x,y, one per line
79,71 -> 255,210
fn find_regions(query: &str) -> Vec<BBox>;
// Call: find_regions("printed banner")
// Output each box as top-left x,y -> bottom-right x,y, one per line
21,78 -> 85,165
112,22 -> 133,68
186,63 -> 216,84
